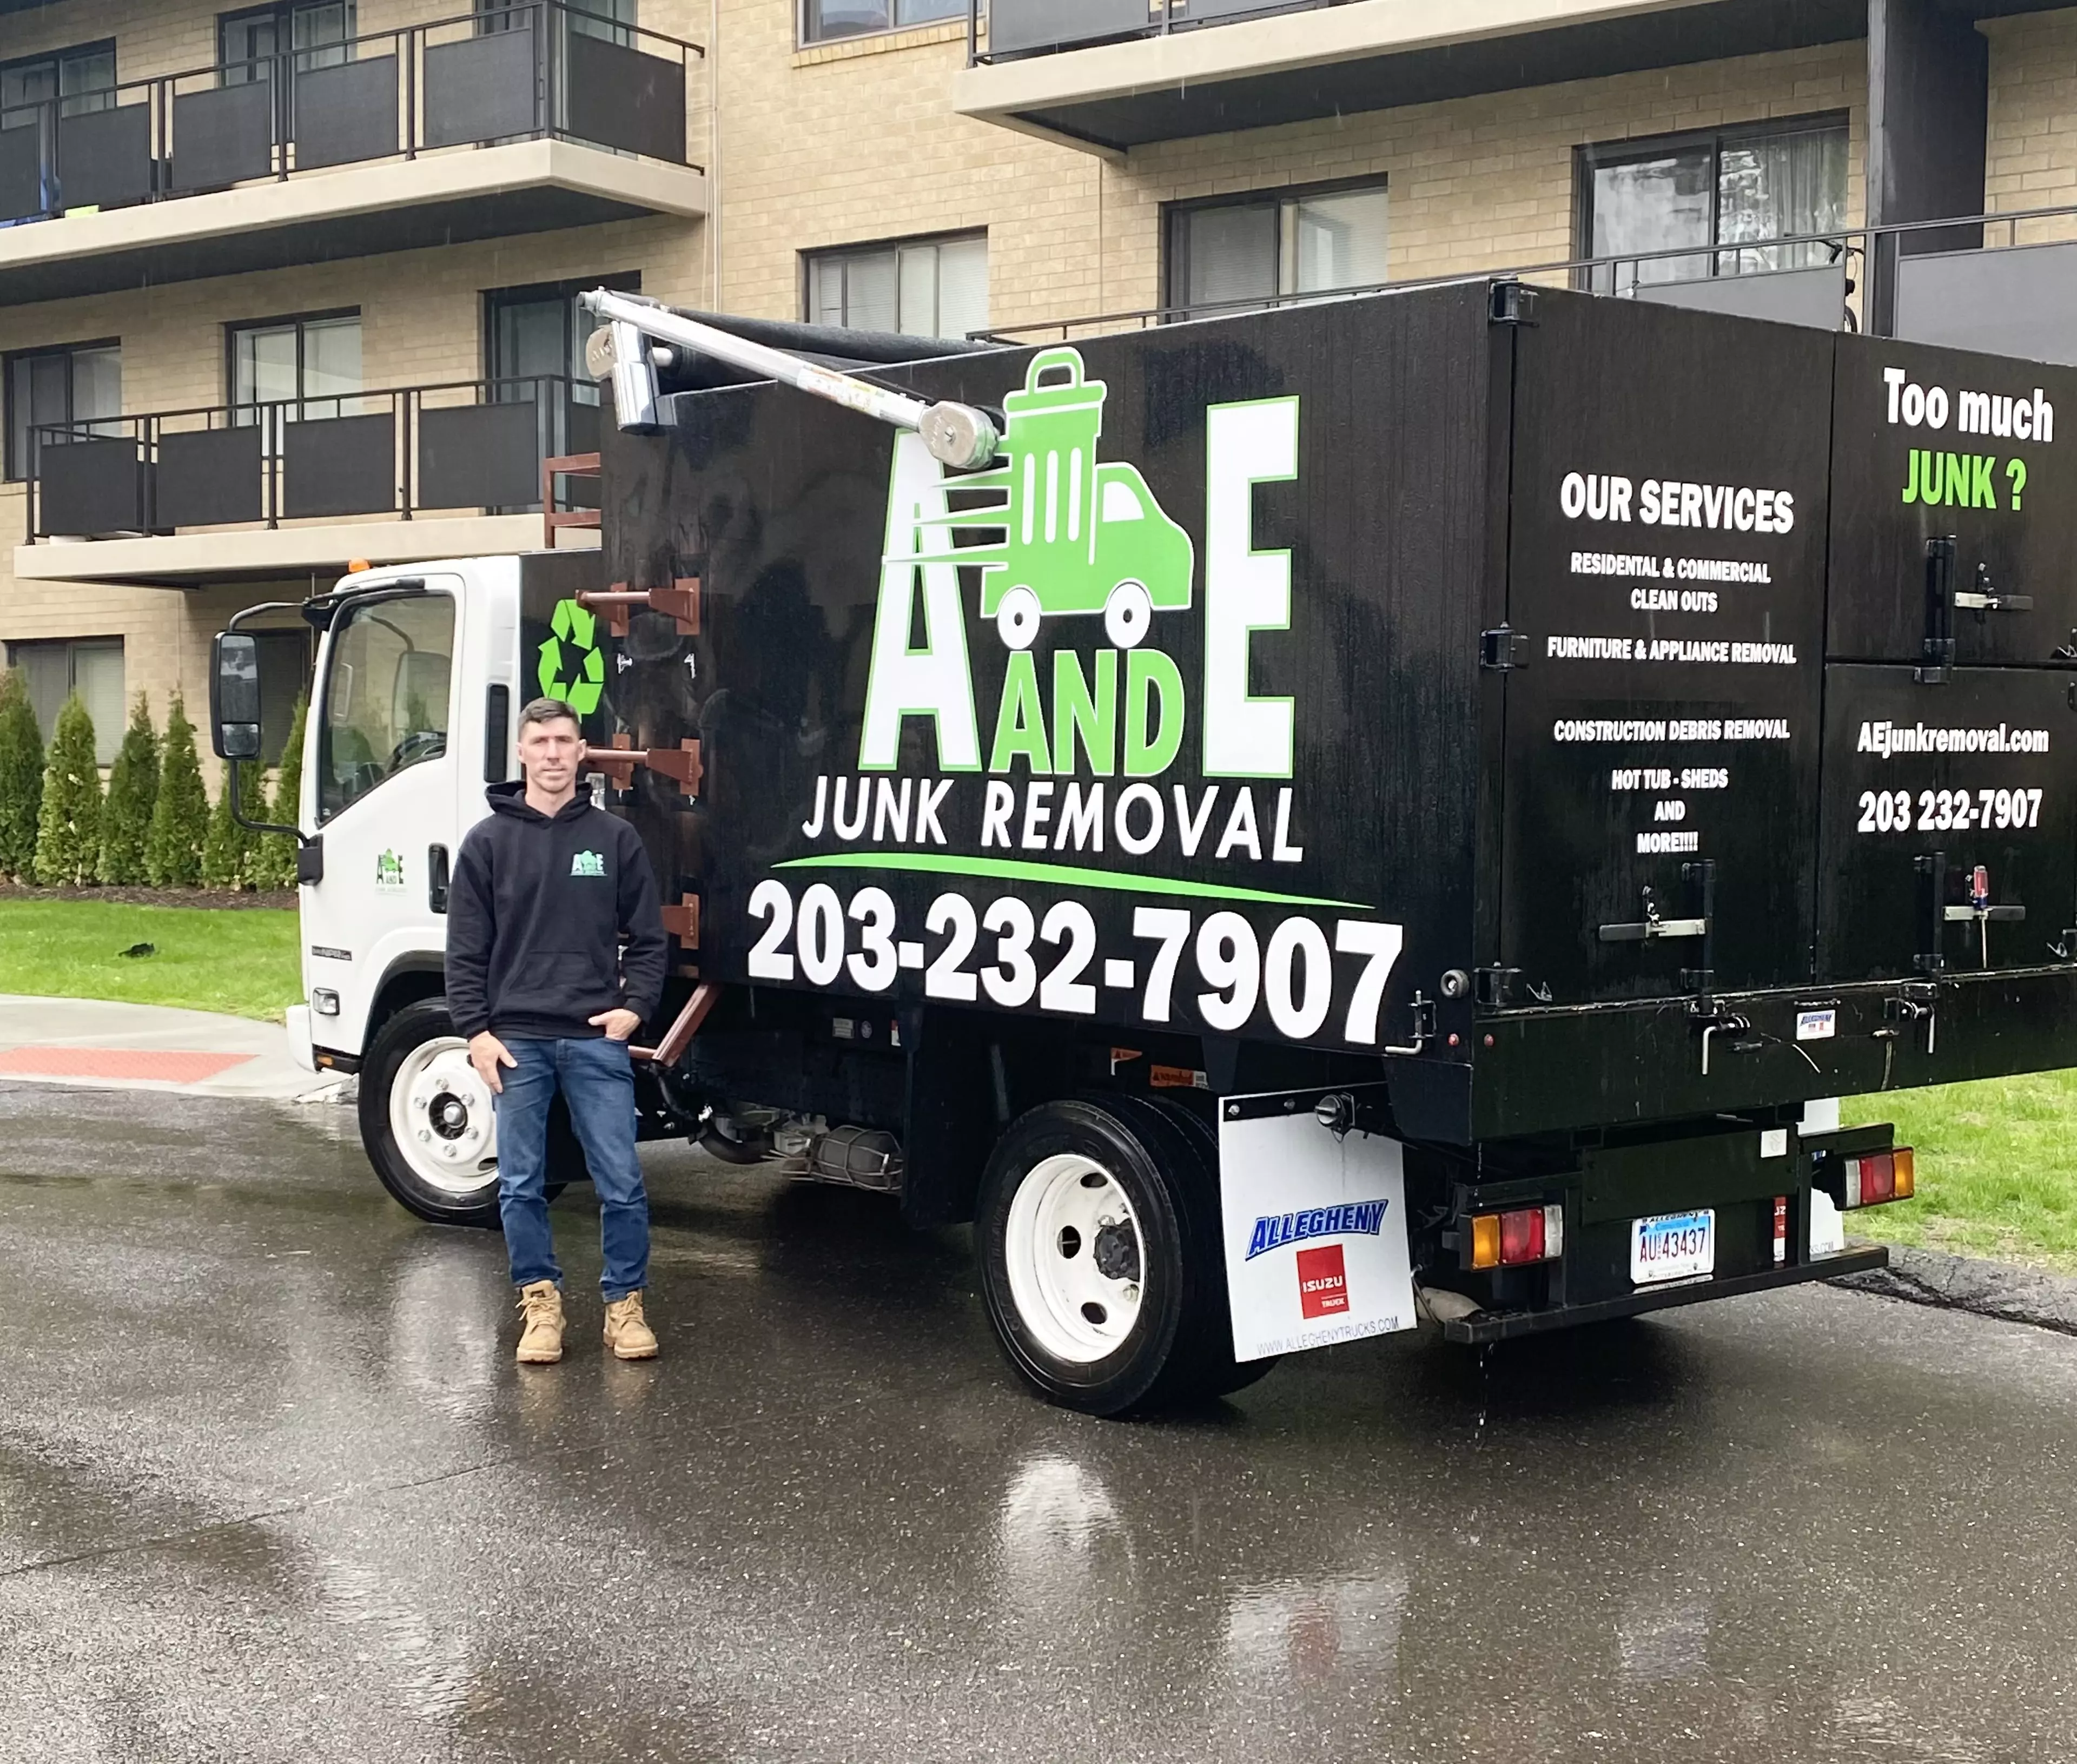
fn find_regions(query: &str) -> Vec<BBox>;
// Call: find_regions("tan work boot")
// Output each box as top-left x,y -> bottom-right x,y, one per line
515,1280 -> 565,1365
603,1291 -> 659,1360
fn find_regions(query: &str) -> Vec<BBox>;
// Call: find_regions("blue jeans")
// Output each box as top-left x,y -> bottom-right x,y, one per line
495,1036 -> 649,1301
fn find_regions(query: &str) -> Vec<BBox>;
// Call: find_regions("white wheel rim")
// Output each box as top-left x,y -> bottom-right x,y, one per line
389,1036 -> 500,1198
1003,1153 -> 1146,1364
998,587 -> 1041,651
1104,580 -> 1152,649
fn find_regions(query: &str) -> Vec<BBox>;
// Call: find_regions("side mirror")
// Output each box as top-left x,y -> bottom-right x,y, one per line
211,631 -> 262,761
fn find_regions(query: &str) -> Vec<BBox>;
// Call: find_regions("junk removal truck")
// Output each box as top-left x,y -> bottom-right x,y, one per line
211,281 -> 2077,1415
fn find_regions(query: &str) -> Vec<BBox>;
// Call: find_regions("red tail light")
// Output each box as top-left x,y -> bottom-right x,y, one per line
1841,1147 -> 1915,1208
1470,1204 -> 1565,1269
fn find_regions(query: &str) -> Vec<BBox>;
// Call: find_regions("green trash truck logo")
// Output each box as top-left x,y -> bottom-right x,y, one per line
539,597 -> 605,715
911,348 -> 1196,652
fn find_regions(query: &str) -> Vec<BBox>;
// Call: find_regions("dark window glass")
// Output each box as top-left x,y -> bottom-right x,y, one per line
485,272 -> 639,507
1165,182 -> 1390,316
4,341 -> 121,480
319,593 -> 453,823
219,2 -> 355,82
228,311 -> 360,455
8,637 -> 123,762
802,0 -> 959,44
1578,118 -> 1849,293
806,235 -> 987,337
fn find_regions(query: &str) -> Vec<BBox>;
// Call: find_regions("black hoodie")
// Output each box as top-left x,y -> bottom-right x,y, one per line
445,783 -> 668,1042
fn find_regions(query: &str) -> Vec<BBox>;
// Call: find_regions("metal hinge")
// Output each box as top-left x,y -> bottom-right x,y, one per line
1489,281 -> 1539,326
1481,625 -> 1530,671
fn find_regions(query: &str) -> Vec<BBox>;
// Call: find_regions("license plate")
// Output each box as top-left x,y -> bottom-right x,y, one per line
1631,1210 -> 1715,1285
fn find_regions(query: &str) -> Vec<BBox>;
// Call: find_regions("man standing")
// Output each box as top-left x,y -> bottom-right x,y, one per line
446,697 -> 670,1365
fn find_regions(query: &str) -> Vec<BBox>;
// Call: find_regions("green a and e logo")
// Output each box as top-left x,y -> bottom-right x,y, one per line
858,347 -> 1301,784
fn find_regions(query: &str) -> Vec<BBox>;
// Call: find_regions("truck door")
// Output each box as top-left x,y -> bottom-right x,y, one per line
305,577 -> 469,1057
1497,292 -> 1833,1005
1816,338 -> 2077,981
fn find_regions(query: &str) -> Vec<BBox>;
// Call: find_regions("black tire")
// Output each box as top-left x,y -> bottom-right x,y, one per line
1145,1098 -> 1280,1399
359,997 -> 579,1228
976,1094 -> 1262,1417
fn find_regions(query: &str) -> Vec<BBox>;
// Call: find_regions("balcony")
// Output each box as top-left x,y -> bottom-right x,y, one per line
971,206 -> 2077,372
952,0 -> 1863,152
15,375 -> 601,587
0,3 -> 705,306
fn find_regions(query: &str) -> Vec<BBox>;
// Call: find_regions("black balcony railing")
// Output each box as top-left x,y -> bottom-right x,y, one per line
968,0 -> 1346,63
0,3 -> 700,229
967,205 -> 2077,357
26,375 -> 600,540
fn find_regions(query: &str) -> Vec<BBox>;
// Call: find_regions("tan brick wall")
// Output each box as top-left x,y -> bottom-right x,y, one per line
1986,8 -> 2077,243
0,0 -> 715,776
715,11 -> 1864,332
0,213 -> 711,775
0,0 -> 1964,788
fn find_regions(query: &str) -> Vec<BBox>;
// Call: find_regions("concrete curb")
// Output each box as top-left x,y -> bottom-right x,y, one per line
1834,1245 -> 2077,1337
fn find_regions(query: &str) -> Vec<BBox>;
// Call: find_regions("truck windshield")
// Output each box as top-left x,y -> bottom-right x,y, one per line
319,592 -> 453,823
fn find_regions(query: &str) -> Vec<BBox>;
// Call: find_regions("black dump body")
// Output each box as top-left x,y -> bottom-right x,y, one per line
569,282 -> 2077,1234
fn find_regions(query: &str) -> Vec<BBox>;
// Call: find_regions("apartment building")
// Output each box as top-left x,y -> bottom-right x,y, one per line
4,0 -> 2072,769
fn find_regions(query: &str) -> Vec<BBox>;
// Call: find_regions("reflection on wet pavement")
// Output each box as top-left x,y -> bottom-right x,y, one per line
2,1082 -> 2074,1762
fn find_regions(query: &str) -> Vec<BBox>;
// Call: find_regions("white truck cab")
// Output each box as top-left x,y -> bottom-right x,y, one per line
282,552 -> 596,1222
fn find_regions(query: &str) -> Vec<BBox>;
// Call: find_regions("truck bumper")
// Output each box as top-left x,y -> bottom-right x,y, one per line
1440,1241 -> 1889,1344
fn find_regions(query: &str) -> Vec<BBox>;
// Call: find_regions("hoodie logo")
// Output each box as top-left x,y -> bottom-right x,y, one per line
571,850 -> 606,878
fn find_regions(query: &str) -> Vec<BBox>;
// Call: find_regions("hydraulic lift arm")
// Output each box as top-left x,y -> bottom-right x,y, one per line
580,287 -> 1001,470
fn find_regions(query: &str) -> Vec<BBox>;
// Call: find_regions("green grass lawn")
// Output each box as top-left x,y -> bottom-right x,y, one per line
1,901 -> 2073,1271
0,899 -> 301,1022
1844,1070 -> 2077,1274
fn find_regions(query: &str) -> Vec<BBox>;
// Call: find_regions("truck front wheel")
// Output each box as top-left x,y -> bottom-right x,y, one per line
977,1096 -> 1257,1417
360,999 -> 578,1228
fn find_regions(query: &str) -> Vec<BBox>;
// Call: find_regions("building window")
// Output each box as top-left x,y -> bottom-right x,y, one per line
219,3 -> 356,82
0,40 -> 117,127
9,638 -> 124,763
807,234 -> 988,339
5,341 -> 121,481
802,0 -> 960,44
1166,180 -> 1390,315
485,272 -> 641,506
1576,116 -> 1849,294
229,310 -> 361,453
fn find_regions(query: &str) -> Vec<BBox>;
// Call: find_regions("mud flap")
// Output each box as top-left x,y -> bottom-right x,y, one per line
1218,1088 -> 1418,1363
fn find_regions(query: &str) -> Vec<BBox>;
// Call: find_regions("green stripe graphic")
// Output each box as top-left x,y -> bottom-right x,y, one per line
775,851 -> 1369,911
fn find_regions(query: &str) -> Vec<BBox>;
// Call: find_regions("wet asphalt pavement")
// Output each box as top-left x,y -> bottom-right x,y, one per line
3,1085 -> 2076,1763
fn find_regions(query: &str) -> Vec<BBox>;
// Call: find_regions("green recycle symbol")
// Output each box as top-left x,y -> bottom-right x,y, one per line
538,598 -> 605,715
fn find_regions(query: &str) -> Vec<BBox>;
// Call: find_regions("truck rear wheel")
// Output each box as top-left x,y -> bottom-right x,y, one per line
360,999 -> 577,1228
977,1096 -> 1261,1417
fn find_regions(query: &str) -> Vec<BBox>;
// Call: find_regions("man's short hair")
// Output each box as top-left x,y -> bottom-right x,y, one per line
518,697 -> 583,736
